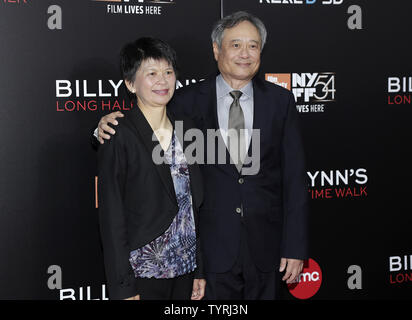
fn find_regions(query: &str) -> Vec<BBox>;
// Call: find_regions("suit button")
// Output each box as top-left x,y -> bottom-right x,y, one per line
238,178 -> 244,184
235,207 -> 242,214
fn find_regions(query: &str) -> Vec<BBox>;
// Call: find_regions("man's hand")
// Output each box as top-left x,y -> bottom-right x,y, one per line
97,111 -> 124,144
124,294 -> 140,300
191,278 -> 206,300
279,258 -> 304,284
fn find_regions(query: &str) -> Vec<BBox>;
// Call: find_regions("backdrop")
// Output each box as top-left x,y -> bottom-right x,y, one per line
0,0 -> 410,300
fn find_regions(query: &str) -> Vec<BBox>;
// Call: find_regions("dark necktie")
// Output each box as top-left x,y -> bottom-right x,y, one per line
228,90 -> 246,172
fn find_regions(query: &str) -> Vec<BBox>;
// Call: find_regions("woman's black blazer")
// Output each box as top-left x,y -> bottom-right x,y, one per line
97,106 -> 204,300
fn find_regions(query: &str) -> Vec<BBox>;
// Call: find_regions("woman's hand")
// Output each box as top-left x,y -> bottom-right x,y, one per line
191,278 -> 206,300
124,294 -> 140,300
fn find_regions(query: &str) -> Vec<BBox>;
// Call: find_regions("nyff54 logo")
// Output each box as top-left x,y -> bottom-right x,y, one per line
265,72 -> 336,113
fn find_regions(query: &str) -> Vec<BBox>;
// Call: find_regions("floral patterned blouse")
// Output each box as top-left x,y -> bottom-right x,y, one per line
129,130 -> 197,278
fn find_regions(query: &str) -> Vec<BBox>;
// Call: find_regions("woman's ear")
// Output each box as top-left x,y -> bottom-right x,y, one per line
124,79 -> 136,94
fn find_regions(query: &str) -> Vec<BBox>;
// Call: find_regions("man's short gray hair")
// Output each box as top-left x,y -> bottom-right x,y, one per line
211,11 -> 267,50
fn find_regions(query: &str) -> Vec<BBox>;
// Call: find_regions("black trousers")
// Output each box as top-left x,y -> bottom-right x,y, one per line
204,226 -> 280,300
135,272 -> 194,300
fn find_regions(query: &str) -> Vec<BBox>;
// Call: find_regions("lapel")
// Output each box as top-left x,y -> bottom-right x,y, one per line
198,76 -> 220,131
128,105 -> 178,207
248,76 -> 266,158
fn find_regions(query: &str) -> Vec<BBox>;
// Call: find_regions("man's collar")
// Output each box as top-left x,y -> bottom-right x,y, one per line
216,74 -> 253,99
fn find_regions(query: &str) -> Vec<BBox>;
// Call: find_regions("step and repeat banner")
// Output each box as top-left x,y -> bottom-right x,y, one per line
0,0 -> 411,300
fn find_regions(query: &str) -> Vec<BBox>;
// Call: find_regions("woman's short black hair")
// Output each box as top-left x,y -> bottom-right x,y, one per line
120,37 -> 178,84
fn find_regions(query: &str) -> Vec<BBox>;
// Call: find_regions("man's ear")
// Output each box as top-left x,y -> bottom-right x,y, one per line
212,42 -> 220,62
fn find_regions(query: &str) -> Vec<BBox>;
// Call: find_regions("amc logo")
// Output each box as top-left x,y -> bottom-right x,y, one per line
287,258 -> 322,299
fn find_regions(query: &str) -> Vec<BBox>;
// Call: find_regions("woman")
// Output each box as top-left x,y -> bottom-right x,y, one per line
98,37 -> 205,300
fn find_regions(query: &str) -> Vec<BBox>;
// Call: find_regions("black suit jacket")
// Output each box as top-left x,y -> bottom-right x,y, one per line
167,75 -> 309,273
97,106 -> 204,300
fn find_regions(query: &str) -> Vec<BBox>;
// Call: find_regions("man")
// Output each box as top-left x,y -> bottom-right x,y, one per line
94,11 -> 309,299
